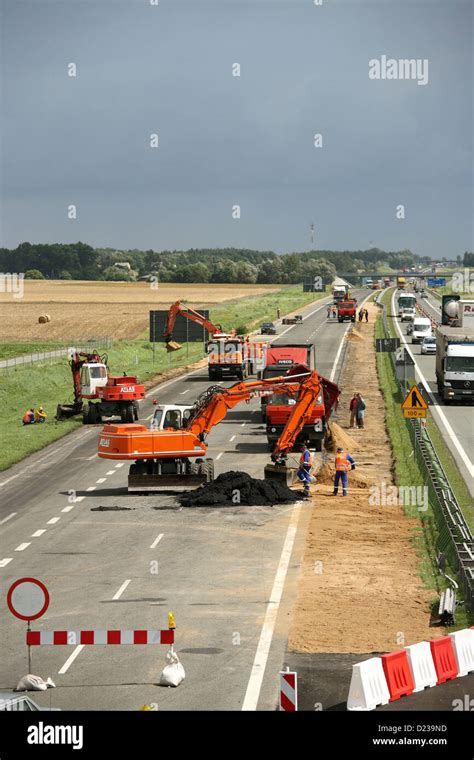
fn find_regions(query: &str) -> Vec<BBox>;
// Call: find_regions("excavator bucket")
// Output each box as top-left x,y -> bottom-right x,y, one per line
166,340 -> 182,352
55,401 -> 83,421
264,463 -> 296,486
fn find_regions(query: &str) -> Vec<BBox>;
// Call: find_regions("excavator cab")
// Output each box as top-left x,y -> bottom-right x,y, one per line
80,363 -> 108,398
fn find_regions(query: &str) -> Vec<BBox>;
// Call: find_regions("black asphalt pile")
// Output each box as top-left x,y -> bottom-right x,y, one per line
179,471 -> 299,507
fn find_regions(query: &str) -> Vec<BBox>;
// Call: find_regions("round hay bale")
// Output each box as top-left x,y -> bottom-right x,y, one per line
38,314 -> 51,323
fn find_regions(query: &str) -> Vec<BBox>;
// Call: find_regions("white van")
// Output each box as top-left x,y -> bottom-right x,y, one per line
412,317 -> 432,344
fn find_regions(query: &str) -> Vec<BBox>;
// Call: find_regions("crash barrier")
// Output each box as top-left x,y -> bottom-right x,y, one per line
347,628 -> 474,710
279,668 -> 298,711
26,629 -> 174,646
376,296 -> 474,612
0,338 -> 113,373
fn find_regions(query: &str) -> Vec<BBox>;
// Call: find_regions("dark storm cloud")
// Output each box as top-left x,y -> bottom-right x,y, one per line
1,0 -> 472,255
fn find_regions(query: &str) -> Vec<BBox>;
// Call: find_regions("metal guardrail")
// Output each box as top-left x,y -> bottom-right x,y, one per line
0,337 -> 113,372
376,294 -> 474,611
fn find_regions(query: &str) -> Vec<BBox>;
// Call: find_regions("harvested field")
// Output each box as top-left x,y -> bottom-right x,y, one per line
0,281 -> 280,341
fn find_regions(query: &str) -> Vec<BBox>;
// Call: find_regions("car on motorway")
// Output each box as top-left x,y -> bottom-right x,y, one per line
260,322 -> 276,335
0,692 -> 60,711
421,336 -> 436,355
401,307 -> 416,322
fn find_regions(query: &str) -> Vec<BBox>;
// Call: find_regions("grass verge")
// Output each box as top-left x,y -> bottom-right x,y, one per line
0,285 -> 327,471
375,291 -> 472,627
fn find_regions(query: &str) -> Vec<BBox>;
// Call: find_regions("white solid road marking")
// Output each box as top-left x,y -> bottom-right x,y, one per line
216,452 -> 223,460
15,543 -> 31,551
391,292 -> 474,476
61,506 -> 74,513
106,470 -> 116,475
86,486 -> 96,492
113,579 -> 131,600
96,478 -> 106,484
329,293 -> 371,382
0,474 -> 19,487
150,533 -> 164,549
0,558 -> 13,567
242,502 -> 303,711
180,389 -> 190,395
229,435 -> 236,442
58,644 -> 85,675
0,512 -> 17,525
84,453 -> 97,461
47,517 -> 60,524
31,529 -> 46,537
144,413 -> 154,421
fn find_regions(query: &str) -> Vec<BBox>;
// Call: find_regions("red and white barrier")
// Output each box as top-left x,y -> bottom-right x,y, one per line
26,629 -> 174,646
279,668 -> 298,711
347,628 -> 474,711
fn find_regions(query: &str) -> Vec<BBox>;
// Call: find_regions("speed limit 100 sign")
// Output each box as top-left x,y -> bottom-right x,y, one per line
6,578 -> 50,621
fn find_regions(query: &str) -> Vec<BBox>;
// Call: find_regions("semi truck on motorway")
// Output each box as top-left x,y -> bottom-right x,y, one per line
435,326 -> 474,404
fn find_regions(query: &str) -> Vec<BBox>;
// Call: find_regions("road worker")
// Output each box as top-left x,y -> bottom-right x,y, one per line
297,443 -> 313,498
35,406 -> 47,423
22,408 -> 35,425
333,446 -> 355,497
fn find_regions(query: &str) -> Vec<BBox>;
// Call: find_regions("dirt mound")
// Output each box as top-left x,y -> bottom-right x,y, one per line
348,329 -> 366,341
324,421 -> 358,453
316,461 -> 369,489
179,471 -> 300,507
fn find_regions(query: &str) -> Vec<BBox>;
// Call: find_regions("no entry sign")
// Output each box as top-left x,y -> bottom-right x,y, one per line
7,578 -> 50,621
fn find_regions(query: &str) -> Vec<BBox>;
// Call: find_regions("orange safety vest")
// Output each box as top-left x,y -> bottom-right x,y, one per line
335,451 -> 350,471
300,451 -> 313,468
23,411 -> 33,424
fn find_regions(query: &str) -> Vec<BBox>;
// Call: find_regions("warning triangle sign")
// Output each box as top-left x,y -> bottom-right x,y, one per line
401,384 -> 428,411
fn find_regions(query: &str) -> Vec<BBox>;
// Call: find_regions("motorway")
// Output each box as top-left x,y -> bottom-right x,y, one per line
0,289 -> 366,711
390,289 -> 474,497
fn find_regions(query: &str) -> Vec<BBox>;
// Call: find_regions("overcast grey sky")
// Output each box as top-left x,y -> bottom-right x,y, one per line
1,0 -> 472,257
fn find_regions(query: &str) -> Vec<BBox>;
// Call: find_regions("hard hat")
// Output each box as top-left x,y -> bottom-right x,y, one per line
336,447 -> 343,452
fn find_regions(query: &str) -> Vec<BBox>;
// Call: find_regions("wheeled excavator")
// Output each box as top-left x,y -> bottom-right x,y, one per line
97,368 -> 334,491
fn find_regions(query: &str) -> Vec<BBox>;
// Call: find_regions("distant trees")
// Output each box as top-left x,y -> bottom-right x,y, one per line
0,242 -> 431,284
24,269 -> 45,279
463,252 -> 474,266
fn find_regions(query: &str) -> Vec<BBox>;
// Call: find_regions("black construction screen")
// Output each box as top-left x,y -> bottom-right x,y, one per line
149,310 -> 210,343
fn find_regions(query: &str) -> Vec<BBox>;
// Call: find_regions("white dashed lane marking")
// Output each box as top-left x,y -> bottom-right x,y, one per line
112,579 -> 131,600
15,543 -> 30,551
150,533 -> 164,549
0,512 -> 17,526
62,506 -> 74,513
0,558 -> 13,567
47,517 -> 60,525
31,529 -> 46,537
216,453 -> 223,460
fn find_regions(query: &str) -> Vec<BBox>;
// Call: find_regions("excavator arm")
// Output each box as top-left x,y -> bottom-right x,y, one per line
164,301 -> 230,350
185,372 -> 316,441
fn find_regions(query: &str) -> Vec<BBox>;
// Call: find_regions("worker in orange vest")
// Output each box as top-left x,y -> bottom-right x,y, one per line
333,447 -> 355,497
297,443 -> 313,498
22,408 -> 35,425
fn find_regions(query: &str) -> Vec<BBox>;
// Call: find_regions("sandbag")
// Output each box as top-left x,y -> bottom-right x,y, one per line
15,674 -> 56,692
159,649 -> 185,687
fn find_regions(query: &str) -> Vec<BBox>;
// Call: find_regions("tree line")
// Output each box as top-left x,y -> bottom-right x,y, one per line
0,241 -> 467,284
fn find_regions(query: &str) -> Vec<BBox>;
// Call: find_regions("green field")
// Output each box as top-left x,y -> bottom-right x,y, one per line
375,289 -> 472,626
0,342 -> 71,360
0,286 -> 326,471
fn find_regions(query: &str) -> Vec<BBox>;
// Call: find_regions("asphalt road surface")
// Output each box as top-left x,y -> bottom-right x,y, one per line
390,289 -> 474,497
0,290 -> 367,711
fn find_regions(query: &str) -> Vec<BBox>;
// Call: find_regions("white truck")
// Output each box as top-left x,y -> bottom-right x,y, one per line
435,326 -> 474,403
397,293 -> 416,318
411,317 -> 432,344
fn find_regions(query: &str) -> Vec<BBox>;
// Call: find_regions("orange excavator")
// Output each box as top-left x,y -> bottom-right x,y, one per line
164,300 -> 236,351
98,368 -> 333,491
